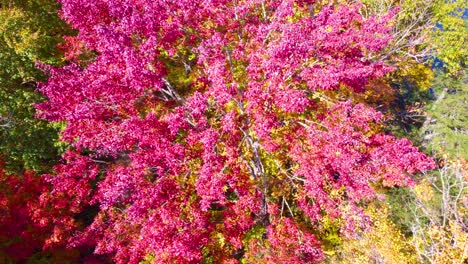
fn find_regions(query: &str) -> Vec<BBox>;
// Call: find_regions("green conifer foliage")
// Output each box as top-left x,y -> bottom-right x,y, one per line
421,70 -> 468,159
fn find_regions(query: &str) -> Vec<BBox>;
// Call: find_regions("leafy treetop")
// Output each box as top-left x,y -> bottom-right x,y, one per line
38,1 -> 435,263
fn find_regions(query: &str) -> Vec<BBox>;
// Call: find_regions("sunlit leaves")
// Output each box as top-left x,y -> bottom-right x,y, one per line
36,1 -> 435,262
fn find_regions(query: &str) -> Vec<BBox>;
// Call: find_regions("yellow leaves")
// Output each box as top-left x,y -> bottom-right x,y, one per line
216,232 -> 226,248
396,61 -> 434,90
448,223 -> 468,253
427,225 -> 444,240
224,100 -> 237,112
269,184 -> 284,199
329,186 -> 345,200
0,8 -> 43,61
330,202 -> 417,264
319,215 -> 343,252
413,179 -> 434,202
140,254 -> 155,264
413,222 -> 468,264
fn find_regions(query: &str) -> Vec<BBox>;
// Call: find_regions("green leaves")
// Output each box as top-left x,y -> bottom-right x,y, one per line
0,0 -> 71,173
431,0 -> 467,75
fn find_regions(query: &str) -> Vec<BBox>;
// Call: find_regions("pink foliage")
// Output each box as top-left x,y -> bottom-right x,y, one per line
36,0 -> 435,263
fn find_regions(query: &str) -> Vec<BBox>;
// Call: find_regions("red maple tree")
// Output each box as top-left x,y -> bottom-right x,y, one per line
37,1 -> 435,263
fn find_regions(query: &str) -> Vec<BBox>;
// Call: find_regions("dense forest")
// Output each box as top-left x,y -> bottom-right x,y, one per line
0,0 -> 466,263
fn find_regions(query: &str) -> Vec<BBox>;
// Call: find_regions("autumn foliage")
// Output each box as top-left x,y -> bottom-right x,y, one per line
5,0 -> 468,262
24,0 -> 440,263
0,164 -> 48,262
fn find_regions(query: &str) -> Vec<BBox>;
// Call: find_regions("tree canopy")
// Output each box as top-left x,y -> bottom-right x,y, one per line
0,0 -> 466,263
